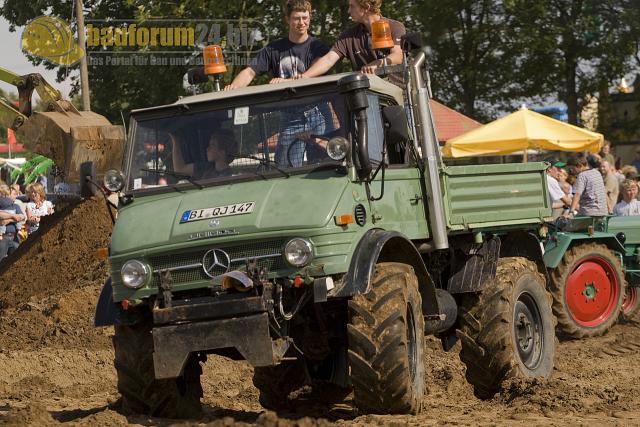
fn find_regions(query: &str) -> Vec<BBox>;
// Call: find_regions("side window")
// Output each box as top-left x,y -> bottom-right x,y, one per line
366,94 -> 384,163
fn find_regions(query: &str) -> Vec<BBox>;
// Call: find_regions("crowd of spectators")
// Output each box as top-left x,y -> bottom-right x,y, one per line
0,180 -> 54,261
545,140 -> 640,219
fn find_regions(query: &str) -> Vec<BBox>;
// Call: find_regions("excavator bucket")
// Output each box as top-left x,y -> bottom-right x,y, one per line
18,110 -> 125,183
0,66 -> 125,184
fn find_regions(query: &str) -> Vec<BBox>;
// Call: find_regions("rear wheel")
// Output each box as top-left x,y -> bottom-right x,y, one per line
347,262 -> 425,414
620,287 -> 640,322
548,243 -> 625,338
458,257 -> 555,399
113,318 -> 203,418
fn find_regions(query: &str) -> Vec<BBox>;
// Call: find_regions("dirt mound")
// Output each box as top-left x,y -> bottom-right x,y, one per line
0,197 -> 112,311
1,196 -> 640,425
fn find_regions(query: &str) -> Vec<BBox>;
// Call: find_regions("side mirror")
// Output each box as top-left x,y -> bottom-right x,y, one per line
382,105 -> 410,146
186,67 -> 207,85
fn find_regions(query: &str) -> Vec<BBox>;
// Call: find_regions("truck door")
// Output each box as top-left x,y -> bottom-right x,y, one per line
364,93 -> 429,240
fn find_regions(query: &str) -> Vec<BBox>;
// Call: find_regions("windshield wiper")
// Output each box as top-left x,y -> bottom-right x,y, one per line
141,168 -> 204,190
233,155 -> 290,178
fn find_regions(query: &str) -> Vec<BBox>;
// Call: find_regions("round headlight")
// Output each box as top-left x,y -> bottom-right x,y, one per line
121,260 -> 150,289
284,238 -> 314,267
326,137 -> 349,161
104,169 -> 125,192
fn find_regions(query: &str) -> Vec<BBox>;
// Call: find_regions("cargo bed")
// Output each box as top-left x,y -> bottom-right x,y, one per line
441,162 -> 552,232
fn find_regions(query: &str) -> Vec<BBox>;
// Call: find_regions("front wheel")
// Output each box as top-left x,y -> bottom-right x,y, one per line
113,318 -> 203,418
347,262 -> 425,414
458,257 -> 555,399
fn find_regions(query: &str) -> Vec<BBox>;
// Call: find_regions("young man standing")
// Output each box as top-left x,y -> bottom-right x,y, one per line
568,156 -> 608,217
300,0 -> 405,77
224,0 -> 329,90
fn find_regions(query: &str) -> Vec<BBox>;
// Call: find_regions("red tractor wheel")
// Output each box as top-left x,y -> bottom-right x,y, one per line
620,287 -> 640,322
549,243 -> 625,339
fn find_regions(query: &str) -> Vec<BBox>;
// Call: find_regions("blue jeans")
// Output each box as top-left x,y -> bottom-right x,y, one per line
276,106 -> 329,167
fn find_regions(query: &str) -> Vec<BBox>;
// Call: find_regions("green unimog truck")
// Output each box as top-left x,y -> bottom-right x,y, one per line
95,40 -> 571,417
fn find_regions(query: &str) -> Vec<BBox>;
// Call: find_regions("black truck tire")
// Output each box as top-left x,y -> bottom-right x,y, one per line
347,262 -> 425,414
113,319 -> 203,418
548,243 -> 625,338
252,359 -> 308,410
458,257 -> 555,399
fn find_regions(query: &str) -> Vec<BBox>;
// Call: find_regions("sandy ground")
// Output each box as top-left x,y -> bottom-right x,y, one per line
1,198 -> 639,426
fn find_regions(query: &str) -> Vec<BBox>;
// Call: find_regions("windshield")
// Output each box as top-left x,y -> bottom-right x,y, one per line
126,92 -> 348,190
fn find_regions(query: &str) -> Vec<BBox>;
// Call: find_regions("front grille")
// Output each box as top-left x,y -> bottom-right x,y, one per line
148,239 -> 289,288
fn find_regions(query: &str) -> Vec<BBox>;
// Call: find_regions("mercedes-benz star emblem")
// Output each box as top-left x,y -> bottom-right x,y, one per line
202,248 -> 231,278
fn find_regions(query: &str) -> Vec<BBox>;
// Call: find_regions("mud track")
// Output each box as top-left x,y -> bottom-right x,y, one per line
1,198 -> 639,426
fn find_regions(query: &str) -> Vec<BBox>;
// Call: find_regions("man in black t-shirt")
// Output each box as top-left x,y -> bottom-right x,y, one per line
301,0 -> 405,78
224,0 -> 329,90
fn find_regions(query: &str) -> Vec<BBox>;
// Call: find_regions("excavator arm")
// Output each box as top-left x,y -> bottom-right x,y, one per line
0,66 -> 125,183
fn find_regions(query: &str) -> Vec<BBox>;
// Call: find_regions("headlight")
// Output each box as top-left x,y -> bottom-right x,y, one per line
284,238 -> 314,267
326,137 -> 349,161
104,169 -> 125,192
121,260 -> 150,289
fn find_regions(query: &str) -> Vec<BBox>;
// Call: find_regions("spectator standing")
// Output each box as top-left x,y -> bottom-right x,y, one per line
568,156 -> 608,216
25,182 -> 54,234
0,185 -> 25,260
600,160 -> 619,214
600,140 -> 615,166
614,179 -> 640,216
544,157 -> 571,217
558,168 -> 572,196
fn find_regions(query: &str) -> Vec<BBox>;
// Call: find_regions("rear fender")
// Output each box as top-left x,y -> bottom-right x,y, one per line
336,229 -> 439,316
544,232 -> 626,269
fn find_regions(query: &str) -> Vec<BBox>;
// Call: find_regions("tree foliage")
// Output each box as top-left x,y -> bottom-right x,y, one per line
506,0 -> 638,124
2,0 -> 639,125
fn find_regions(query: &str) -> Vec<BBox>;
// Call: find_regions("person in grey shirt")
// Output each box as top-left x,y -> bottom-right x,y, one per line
568,156 -> 608,216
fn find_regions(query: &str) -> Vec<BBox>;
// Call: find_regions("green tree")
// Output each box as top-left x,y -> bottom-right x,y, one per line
506,0 -> 637,124
413,1 -> 525,121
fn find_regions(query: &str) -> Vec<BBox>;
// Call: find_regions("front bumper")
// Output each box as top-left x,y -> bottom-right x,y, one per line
153,311 -> 289,379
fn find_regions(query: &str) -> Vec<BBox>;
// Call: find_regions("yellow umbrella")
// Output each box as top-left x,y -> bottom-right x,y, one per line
442,107 -> 603,158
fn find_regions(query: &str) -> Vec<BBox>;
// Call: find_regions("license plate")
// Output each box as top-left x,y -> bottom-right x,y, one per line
180,202 -> 255,223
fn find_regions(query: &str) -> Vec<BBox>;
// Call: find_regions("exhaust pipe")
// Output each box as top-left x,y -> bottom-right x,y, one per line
410,49 -> 449,250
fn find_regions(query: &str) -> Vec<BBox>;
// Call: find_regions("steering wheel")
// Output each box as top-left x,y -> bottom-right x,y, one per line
286,134 -> 330,167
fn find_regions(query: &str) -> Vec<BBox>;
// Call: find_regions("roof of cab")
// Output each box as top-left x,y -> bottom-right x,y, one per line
131,72 -> 404,114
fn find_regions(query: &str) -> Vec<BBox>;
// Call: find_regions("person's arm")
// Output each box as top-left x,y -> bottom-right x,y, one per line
170,134 -> 194,176
301,51 -> 341,78
224,67 -> 256,90
570,191 -> 581,214
25,205 -> 38,224
361,44 -> 404,74
0,211 -> 15,222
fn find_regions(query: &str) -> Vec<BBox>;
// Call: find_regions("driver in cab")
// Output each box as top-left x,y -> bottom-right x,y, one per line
171,129 -> 237,180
